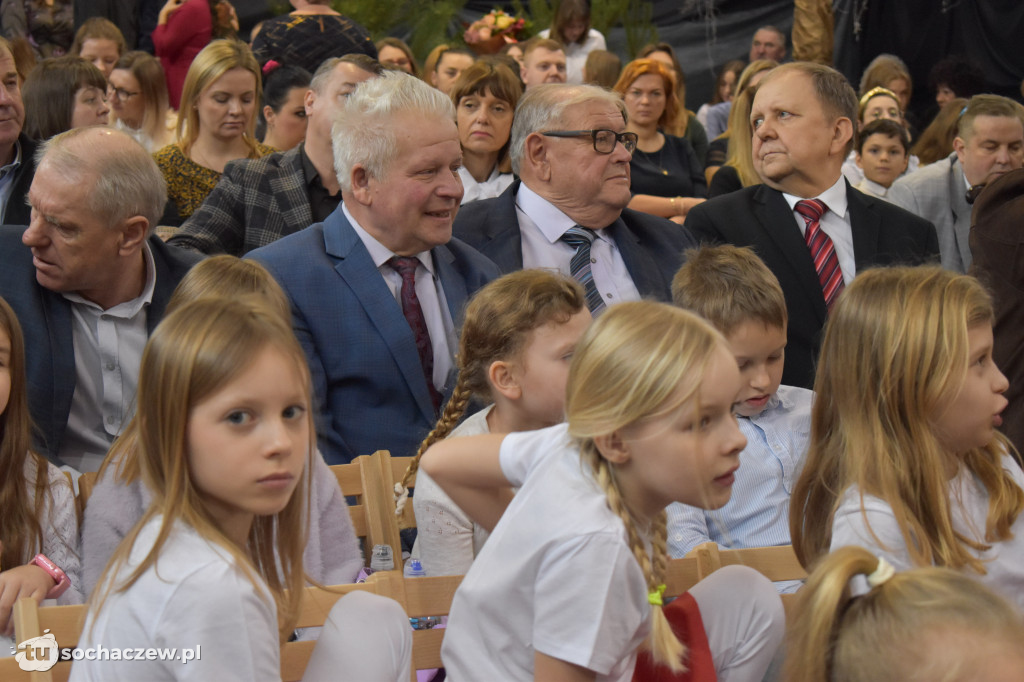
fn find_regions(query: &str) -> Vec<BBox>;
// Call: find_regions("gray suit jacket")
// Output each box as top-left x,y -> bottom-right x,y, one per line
168,145 -> 314,256
888,153 -> 972,272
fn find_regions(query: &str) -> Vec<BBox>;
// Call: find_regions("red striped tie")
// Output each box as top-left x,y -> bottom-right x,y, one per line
795,199 -> 844,311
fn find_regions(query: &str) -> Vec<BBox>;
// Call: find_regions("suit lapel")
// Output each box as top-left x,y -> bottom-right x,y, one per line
846,182 -> 882,271
41,292 -> 75,458
324,212 -> 437,424
947,163 -> 972,267
754,186 -> 828,325
605,216 -> 661,297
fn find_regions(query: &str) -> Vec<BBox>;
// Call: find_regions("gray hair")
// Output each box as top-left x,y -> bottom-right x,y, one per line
333,70 -> 455,192
310,54 -> 383,94
36,126 -> 166,233
509,83 -> 626,175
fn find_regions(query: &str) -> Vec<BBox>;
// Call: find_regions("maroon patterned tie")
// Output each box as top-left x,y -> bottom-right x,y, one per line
795,199 -> 845,311
389,257 -> 442,414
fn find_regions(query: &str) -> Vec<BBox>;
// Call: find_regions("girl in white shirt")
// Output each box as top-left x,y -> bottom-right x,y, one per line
423,301 -> 784,681
73,297 -> 409,681
0,296 -> 79,637
396,270 -> 590,575
786,546 -> 1024,682
791,266 -> 1024,611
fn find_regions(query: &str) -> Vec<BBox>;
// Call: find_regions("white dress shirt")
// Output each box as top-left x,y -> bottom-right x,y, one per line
458,166 -> 513,205
783,176 -> 856,286
515,183 -> 641,307
344,204 -> 455,391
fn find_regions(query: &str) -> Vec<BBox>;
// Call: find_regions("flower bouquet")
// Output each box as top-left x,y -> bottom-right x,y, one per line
464,9 -> 528,54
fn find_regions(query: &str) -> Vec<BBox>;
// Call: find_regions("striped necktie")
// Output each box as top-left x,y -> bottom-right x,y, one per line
795,199 -> 844,311
560,226 -> 606,314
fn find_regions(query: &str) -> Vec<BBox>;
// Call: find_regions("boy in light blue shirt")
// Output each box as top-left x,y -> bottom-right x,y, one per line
667,244 -> 813,593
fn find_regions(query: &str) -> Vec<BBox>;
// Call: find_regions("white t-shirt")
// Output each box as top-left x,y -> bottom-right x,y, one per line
830,454 -> 1024,611
413,406 -> 493,575
442,424 -> 650,681
70,517 -> 280,681
538,28 -> 606,84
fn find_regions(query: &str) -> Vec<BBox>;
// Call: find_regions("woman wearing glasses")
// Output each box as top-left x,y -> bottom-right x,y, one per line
108,51 -> 173,152
21,56 -> 109,140
613,59 -> 706,224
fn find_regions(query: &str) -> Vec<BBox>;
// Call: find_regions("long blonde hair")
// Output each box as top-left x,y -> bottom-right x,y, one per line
786,546 -> 1024,682
90,297 -> 313,641
566,301 -> 728,672
791,266 -> 1024,572
396,270 -> 585,508
176,39 -> 261,157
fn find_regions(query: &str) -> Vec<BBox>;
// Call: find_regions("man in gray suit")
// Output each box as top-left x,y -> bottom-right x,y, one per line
889,94 -> 1024,272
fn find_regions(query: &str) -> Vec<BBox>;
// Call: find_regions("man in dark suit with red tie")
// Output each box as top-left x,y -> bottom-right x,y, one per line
685,62 -> 939,389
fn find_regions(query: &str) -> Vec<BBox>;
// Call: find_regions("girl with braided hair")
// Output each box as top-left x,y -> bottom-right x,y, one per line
422,300 -> 784,681
395,269 -> 590,576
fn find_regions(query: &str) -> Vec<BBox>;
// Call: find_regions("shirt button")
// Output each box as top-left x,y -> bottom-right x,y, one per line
105,362 -> 115,371
590,257 -> 596,264
606,293 -> 612,298
106,415 -> 115,425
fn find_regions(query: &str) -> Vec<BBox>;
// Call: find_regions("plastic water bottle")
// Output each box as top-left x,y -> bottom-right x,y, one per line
369,544 -> 394,572
403,558 -> 427,578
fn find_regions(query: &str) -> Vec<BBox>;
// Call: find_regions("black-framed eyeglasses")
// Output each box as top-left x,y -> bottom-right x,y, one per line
540,129 -> 638,154
107,86 -> 140,100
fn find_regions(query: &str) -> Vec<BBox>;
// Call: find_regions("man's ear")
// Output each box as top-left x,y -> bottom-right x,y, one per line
348,164 -> 372,206
953,135 -> 967,164
523,133 -> 551,181
593,430 -> 631,465
117,216 -> 148,256
303,88 -> 315,117
831,116 -> 854,156
488,360 -> 522,401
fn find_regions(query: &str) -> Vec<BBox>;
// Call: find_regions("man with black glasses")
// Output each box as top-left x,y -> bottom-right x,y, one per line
454,84 -> 698,309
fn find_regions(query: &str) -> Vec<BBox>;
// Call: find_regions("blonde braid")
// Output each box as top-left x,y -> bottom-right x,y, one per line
591,449 -> 687,673
394,378 -> 473,514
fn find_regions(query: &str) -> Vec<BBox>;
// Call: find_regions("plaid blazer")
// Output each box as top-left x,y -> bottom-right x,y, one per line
168,145 -> 314,256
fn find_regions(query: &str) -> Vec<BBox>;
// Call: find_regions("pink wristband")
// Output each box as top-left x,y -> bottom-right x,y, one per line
30,554 -> 71,599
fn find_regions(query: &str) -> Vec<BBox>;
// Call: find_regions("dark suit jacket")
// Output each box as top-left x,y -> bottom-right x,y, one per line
0,228 -> 202,460
168,145 -> 313,256
247,208 -> 499,465
452,180 -> 699,303
686,182 -> 940,389
3,134 -> 36,226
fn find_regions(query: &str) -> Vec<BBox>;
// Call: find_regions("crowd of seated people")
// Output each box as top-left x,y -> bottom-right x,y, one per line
0,10 -> 1023,682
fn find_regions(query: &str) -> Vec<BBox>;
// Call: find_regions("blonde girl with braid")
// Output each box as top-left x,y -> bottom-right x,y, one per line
786,546 -> 1024,682
423,301 -> 785,682
396,269 -> 591,576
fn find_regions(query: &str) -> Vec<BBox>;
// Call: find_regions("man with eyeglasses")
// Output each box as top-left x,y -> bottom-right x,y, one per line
453,83 -> 698,311
168,54 -> 381,256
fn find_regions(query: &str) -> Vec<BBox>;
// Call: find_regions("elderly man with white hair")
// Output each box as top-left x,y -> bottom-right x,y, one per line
248,71 -> 498,465
453,83 -> 698,310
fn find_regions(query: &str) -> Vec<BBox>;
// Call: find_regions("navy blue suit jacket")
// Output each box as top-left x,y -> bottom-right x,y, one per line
247,208 -> 499,464
0,227 -> 202,460
452,180 -> 699,302
685,182 -> 939,389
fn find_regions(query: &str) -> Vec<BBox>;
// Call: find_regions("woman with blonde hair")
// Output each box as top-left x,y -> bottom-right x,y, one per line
791,266 -> 1024,610
153,39 -> 273,225
704,59 -> 776,185
786,546 -> 1024,682
108,51 -> 173,152
425,301 -> 784,681
614,58 -> 707,223
449,58 -> 522,204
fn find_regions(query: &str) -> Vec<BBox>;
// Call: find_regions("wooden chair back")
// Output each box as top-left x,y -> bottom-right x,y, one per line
8,598 -> 88,682
331,451 -> 409,566
692,542 -> 806,611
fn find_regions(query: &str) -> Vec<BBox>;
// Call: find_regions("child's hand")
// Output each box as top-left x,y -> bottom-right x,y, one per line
0,564 -> 57,636
158,0 -> 184,25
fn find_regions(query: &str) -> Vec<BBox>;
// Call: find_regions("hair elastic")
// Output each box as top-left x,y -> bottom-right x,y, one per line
849,556 -> 895,597
648,584 -> 667,606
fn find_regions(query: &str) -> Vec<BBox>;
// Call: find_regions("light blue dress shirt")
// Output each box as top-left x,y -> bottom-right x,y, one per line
667,384 -> 813,593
